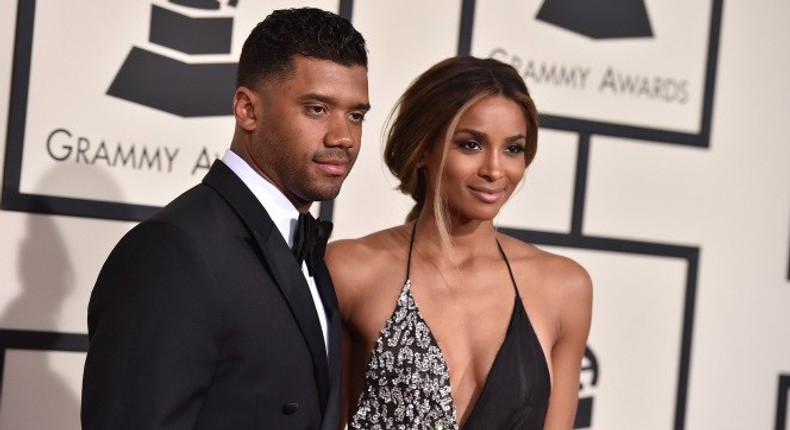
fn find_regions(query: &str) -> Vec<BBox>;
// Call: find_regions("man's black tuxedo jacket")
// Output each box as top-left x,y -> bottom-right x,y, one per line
82,161 -> 341,429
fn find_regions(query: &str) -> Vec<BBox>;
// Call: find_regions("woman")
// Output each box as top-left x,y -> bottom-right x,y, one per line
326,56 -> 592,429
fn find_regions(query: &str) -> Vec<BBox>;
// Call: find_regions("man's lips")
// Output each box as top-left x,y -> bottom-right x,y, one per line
314,157 -> 350,176
468,185 -> 504,203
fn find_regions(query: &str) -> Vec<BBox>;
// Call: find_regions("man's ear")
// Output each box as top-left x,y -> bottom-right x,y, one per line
234,86 -> 258,131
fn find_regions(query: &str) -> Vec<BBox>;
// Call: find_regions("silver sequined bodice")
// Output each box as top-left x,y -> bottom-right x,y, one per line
349,228 -> 551,430
350,280 -> 458,430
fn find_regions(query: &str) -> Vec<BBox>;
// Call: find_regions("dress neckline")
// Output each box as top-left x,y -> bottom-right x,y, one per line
403,223 -> 524,428
350,224 -> 551,430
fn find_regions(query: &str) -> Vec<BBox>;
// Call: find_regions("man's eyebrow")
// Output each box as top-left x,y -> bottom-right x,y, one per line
301,93 -> 371,111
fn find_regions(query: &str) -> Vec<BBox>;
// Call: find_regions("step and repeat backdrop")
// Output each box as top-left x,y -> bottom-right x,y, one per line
0,0 -> 788,429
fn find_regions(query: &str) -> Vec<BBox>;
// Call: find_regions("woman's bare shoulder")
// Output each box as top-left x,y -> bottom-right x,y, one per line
497,233 -> 592,298
326,226 -> 410,289
326,225 -> 412,324
327,226 -> 407,263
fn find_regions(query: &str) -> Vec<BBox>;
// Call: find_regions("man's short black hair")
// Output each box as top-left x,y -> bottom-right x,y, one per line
236,7 -> 368,88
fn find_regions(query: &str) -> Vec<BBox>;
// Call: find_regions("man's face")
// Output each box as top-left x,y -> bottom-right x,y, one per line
250,56 -> 369,211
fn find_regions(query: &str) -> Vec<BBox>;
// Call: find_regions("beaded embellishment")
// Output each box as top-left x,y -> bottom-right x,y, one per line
350,280 -> 458,430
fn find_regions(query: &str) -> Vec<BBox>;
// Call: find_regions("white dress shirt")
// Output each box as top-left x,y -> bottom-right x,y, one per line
221,150 -> 329,354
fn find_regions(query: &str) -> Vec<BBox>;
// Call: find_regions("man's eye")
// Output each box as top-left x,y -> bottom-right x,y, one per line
307,105 -> 326,115
349,112 -> 366,122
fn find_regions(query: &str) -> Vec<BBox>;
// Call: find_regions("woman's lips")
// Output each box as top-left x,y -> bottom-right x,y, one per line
468,185 -> 504,203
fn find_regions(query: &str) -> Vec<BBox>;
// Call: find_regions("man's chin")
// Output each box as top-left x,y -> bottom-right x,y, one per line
304,184 -> 343,203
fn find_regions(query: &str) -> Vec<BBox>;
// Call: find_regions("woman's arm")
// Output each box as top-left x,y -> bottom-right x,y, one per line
542,260 -> 593,429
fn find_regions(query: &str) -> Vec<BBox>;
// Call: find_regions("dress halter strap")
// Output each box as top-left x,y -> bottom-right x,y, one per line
406,223 -> 520,298
496,239 -> 521,298
405,223 -> 417,280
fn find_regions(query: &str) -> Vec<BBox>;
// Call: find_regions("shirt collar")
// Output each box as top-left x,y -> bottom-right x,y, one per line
221,149 -> 299,247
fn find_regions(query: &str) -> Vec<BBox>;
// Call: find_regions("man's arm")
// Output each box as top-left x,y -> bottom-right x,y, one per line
81,221 -> 220,429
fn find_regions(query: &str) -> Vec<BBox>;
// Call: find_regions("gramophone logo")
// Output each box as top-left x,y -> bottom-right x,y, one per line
575,347 -> 599,429
107,0 -> 239,117
536,0 -> 653,39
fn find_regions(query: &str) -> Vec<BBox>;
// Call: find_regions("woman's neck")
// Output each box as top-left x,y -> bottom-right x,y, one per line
412,210 -> 499,266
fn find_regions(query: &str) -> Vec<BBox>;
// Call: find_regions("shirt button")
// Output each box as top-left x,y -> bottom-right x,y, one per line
282,402 -> 299,415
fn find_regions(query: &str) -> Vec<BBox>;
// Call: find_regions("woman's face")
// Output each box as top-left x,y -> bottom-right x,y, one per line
423,95 -> 528,223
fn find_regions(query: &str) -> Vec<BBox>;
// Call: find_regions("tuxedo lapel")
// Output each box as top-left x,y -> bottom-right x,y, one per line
253,230 -> 331,407
314,258 -> 341,430
310,226 -> 339,386
202,161 -> 330,412
310,221 -> 338,313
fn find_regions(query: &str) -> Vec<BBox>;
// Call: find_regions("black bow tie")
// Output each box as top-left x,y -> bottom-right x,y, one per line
292,212 -> 331,276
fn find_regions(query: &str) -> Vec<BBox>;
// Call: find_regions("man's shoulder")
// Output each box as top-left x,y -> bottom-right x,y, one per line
153,182 -> 230,222
118,182 -> 241,250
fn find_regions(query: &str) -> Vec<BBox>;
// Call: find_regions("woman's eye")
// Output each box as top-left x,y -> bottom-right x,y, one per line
506,144 -> 526,154
458,140 -> 481,151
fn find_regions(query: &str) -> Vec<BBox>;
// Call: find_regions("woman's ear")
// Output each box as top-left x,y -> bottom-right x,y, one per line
416,152 -> 431,184
233,86 -> 258,131
416,149 -> 429,169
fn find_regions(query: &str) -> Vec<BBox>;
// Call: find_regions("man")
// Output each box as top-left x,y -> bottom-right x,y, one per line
81,8 -> 369,429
